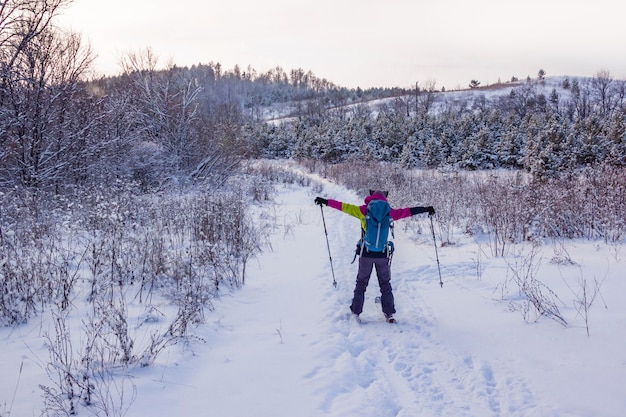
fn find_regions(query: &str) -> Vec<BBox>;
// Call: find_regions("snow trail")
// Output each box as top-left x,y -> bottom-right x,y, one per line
133,180 -> 532,417
303,179 -> 542,417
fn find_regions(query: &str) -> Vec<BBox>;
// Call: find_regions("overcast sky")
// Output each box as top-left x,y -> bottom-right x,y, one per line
57,0 -> 626,90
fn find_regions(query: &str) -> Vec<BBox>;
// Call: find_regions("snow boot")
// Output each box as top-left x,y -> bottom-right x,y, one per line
384,313 -> 396,324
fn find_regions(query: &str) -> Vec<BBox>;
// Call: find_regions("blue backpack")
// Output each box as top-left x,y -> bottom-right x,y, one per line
363,199 -> 392,252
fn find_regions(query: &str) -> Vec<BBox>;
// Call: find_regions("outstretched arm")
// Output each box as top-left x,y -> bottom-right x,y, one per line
390,205 -> 435,221
315,197 -> 365,221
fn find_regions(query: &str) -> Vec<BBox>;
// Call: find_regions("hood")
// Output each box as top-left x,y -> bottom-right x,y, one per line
364,192 -> 388,205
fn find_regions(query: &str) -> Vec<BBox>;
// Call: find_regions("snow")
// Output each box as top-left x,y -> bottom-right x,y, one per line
2,172 -> 626,417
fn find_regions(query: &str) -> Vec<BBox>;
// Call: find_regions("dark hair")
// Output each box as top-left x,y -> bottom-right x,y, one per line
369,189 -> 389,197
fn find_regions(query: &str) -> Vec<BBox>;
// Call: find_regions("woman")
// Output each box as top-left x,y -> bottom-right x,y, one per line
315,190 -> 434,322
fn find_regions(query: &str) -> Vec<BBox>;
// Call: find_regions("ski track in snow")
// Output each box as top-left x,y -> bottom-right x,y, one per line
318,269 -> 538,417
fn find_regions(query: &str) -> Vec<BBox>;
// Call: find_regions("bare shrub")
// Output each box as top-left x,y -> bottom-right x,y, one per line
299,160 -> 626,245
535,166 -> 626,242
75,178 -> 267,367
0,192 -> 86,325
473,172 -> 531,256
505,244 -> 567,326
574,273 -> 606,337
41,308 -> 79,416
410,169 -> 468,246
41,305 -> 137,417
244,159 -> 328,193
191,181 -> 266,288
560,266 -> 608,337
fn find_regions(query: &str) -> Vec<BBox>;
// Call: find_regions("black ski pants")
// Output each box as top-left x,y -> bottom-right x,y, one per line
350,256 -> 395,316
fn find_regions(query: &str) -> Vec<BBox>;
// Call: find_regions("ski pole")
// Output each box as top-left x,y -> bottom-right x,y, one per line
429,214 -> 443,288
319,205 -> 337,288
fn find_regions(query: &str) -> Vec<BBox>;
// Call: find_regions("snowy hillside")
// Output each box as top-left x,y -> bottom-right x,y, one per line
264,75 -> 578,124
2,167 -> 624,417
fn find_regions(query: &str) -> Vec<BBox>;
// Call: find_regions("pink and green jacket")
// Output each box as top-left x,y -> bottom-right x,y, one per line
327,194 -> 417,233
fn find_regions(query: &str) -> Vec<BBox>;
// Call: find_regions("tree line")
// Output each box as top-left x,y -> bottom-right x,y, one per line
244,72 -> 626,180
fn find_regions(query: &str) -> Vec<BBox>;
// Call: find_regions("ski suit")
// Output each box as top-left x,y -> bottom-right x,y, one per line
322,192 -> 433,318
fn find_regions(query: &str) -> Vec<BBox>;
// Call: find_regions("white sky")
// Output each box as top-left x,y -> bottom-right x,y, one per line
57,0 -> 626,90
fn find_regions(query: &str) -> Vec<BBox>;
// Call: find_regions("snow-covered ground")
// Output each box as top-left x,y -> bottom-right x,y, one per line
2,172 -> 625,417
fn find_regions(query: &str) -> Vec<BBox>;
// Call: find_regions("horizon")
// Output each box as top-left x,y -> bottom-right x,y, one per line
58,0 -> 626,90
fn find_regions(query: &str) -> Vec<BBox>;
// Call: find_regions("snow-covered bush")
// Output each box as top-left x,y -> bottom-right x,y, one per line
0,172 -> 271,414
0,191 -> 85,325
301,159 -> 626,245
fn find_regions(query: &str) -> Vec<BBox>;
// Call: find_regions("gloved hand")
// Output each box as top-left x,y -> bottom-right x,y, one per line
427,206 -> 435,216
314,197 -> 328,206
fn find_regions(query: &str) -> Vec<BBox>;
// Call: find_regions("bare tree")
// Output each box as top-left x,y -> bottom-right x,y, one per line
120,48 -> 240,187
121,49 -> 202,181
0,0 -> 71,104
591,69 -> 618,118
0,26 -> 96,190
416,79 -> 438,114
0,1 -> 102,190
